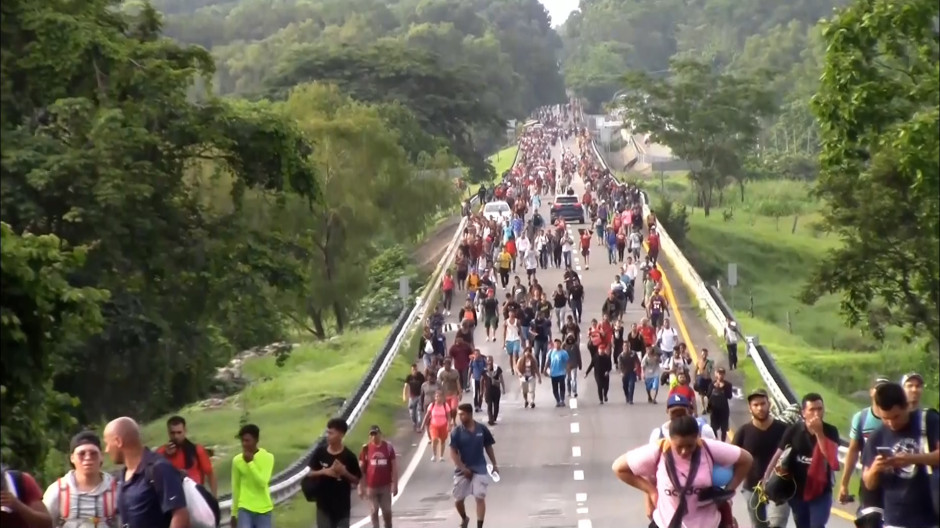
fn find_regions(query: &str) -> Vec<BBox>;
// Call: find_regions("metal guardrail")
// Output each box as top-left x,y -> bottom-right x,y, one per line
584,133 -> 853,466
215,144 -> 524,524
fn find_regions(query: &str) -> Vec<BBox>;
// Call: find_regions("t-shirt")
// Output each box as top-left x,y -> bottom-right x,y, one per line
777,421 -> 841,496
669,384 -> 695,403
641,354 -> 661,378
405,373 -> 425,398
156,442 -> 214,485
547,349 -> 569,377
626,439 -> 742,528
483,297 -> 499,317
307,445 -> 362,520
732,420 -> 789,490
450,422 -> 496,475
649,295 -> 666,313
359,441 -> 396,489
618,351 -> 639,376
469,356 -> 487,381
861,409 -> 940,528
657,327 -> 678,352
420,382 -> 438,408
1,471 -> 44,528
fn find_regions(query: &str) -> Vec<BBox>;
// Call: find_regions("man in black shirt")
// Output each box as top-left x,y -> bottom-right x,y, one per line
306,418 -> 362,528
567,279 -> 584,324
763,393 -> 840,528
732,389 -> 790,528
403,364 -> 426,432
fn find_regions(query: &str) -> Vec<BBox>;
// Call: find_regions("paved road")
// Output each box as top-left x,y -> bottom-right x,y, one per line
348,132 -> 855,528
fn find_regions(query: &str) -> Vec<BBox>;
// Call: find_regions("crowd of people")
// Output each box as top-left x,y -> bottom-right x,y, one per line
2,104 -> 936,528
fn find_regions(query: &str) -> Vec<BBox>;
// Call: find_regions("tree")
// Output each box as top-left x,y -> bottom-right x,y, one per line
803,0 -> 940,347
1,0 -> 319,425
0,224 -> 108,473
271,83 -> 455,337
270,42 -> 505,181
618,60 -> 777,214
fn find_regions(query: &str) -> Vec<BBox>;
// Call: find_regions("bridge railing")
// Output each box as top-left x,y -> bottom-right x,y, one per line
211,145 -> 524,525
583,130 -> 853,466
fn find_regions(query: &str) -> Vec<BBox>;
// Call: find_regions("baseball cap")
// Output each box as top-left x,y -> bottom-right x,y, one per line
871,375 -> 891,388
69,431 -> 101,453
901,372 -> 924,385
368,425 -> 382,435
666,393 -> 692,409
746,388 -> 769,401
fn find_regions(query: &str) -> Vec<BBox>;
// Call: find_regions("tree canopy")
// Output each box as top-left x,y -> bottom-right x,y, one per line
0,0 -> 459,474
803,0 -> 939,349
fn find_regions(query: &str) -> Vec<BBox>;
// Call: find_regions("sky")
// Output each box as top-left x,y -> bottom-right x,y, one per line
539,0 -> 579,27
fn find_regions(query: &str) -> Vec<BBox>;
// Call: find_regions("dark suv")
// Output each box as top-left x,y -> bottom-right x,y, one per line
550,194 -> 584,224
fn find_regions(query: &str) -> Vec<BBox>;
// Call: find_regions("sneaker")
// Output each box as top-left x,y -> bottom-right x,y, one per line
524,402 -> 529,408
430,455 -> 437,462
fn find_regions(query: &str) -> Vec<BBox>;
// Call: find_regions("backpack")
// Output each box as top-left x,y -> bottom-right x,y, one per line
145,462 -> 220,528
56,477 -> 118,527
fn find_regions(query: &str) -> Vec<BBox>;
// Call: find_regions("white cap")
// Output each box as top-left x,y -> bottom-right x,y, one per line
729,321 -> 737,327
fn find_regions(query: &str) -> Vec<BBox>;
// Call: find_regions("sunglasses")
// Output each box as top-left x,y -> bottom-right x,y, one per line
73,448 -> 101,459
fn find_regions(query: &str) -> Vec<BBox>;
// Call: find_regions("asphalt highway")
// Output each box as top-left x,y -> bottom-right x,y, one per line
348,132 -> 855,528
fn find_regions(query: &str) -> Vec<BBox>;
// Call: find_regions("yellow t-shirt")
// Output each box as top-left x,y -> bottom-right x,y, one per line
497,252 -> 512,269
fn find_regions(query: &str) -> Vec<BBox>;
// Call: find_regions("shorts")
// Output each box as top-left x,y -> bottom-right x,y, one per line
468,291 -> 477,302
581,247 -> 589,257
429,423 -> 449,440
485,315 -> 499,329
520,377 -> 536,394
645,377 -> 659,391
446,395 -> 460,411
366,485 -> 392,515
506,340 -> 521,356
453,473 -> 491,500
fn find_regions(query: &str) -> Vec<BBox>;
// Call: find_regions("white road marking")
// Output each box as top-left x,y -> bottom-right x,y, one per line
569,398 -> 578,409
572,446 -> 581,457
573,470 -> 585,480
351,435 -> 429,528
576,492 -> 587,502
575,265 -> 582,271
577,507 -> 589,514
578,520 -> 593,528
570,422 -> 580,434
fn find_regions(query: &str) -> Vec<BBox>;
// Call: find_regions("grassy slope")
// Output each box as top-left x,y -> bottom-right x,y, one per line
141,326 -> 391,495
644,175 -> 936,433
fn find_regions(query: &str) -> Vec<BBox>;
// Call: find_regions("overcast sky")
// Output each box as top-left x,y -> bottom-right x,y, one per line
539,0 -> 579,27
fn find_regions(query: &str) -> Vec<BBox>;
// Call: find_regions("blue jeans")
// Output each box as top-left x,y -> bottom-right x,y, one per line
238,509 -> 273,528
622,372 -> 637,403
534,340 -> 549,370
566,369 -> 578,395
789,492 -> 832,528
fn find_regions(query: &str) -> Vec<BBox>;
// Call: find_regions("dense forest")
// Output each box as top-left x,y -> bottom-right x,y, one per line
0,0 -> 564,475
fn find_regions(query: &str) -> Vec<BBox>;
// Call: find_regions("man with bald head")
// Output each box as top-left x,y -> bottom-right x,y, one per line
104,417 -> 191,528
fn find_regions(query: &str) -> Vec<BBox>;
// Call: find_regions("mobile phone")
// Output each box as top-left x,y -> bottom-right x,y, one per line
876,446 -> 894,457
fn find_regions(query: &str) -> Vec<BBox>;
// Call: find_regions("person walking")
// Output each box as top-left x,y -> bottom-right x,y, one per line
231,424 -> 275,528
43,432 -> 118,528
563,333 -> 582,399
585,348 -> 612,404
515,347 -> 541,409
544,339 -> 570,407
358,426 -> 398,528
731,389 -> 790,528
450,403 -> 499,528
306,418 -> 362,528
482,356 -> 506,426
103,417 -> 187,528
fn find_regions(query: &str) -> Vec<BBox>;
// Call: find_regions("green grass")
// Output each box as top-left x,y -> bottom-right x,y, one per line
487,145 -> 518,185
271,335 -> 415,528
141,326 -> 392,496
646,175 -> 938,433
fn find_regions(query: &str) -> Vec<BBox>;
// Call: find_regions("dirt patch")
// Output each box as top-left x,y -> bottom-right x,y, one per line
414,214 -> 461,272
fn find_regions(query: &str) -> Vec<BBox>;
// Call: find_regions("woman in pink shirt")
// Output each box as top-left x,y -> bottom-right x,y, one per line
611,415 -> 752,528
